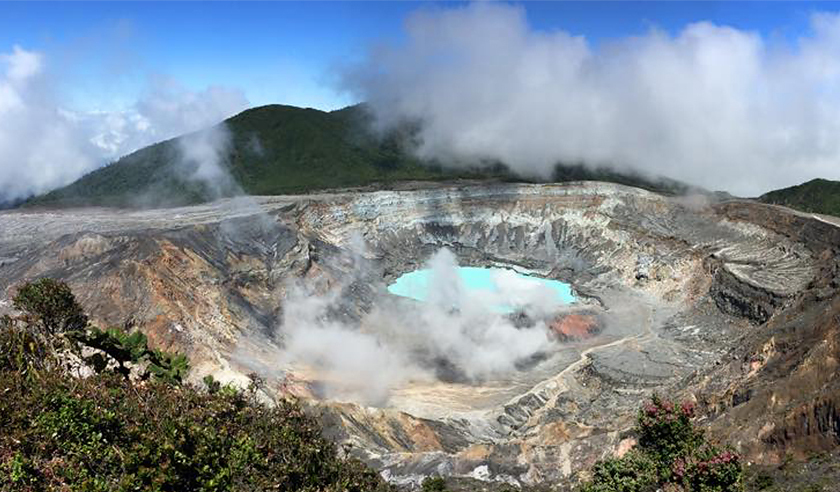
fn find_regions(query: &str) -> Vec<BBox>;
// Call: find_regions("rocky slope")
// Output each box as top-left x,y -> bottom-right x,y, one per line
0,182 -> 834,487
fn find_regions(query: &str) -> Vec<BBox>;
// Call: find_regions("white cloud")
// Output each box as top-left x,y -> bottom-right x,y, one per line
341,4 -> 840,195
0,45 -> 248,203
0,46 -> 96,202
1,45 -> 41,82
134,77 -> 250,143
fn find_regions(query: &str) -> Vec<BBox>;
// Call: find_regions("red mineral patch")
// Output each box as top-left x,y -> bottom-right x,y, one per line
550,313 -> 600,341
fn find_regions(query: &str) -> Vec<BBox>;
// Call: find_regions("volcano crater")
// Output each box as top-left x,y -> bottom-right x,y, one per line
0,181 -> 829,487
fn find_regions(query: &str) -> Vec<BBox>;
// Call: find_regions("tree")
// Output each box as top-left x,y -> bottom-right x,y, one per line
12,278 -> 88,335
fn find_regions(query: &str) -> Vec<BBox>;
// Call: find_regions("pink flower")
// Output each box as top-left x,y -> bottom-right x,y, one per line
672,458 -> 686,478
714,451 -> 736,464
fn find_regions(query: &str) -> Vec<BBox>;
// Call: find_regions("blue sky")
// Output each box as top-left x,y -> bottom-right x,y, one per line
1,1 -> 832,112
4,1 -> 840,198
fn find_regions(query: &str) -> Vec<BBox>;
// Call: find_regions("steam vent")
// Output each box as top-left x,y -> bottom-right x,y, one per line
1,181 -> 838,487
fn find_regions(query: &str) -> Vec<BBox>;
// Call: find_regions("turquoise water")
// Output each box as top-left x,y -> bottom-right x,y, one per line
387,266 -> 575,313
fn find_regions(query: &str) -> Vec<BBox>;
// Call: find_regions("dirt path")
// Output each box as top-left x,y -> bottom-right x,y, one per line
508,301 -> 656,431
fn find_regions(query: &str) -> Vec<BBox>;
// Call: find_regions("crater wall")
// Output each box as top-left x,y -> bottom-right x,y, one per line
0,182 -> 833,486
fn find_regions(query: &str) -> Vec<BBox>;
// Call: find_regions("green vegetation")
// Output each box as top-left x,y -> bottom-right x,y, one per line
0,279 -> 390,492
421,476 -> 449,492
759,178 -> 840,217
27,104 -> 688,209
9,278 -> 186,384
579,395 -> 743,492
13,278 -> 88,335
75,326 -> 190,384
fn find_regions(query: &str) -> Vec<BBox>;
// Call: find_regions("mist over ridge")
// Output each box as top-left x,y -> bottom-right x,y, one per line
0,45 -> 248,204
340,3 -> 840,196
9,3 -> 840,206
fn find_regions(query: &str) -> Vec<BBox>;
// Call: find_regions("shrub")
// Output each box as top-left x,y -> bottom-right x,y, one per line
637,395 -> 704,474
421,476 -> 449,492
12,278 -> 87,335
581,450 -> 659,492
750,472 -> 774,490
1,365 -> 390,491
580,396 -> 743,492
2,453 -> 37,487
0,315 -> 54,372
76,326 -> 190,383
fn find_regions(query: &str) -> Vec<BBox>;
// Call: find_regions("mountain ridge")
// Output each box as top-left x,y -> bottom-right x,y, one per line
759,177 -> 840,217
26,104 -> 691,209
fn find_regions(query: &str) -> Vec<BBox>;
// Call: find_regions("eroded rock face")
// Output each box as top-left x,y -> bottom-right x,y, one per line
0,182 -> 834,487
692,202 -> 840,466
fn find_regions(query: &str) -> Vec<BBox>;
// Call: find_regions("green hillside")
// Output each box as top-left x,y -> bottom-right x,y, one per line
27,104 -> 689,209
759,178 -> 840,217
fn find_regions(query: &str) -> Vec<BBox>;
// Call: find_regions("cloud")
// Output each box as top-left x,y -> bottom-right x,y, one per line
134,78 -> 250,144
0,46 -> 98,202
340,4 -> 840,195
0,45 -> 248,203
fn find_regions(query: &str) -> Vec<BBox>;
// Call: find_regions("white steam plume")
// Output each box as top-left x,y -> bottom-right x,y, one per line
273,247 -> 558,406
340,4 -> 840,196
0,45 -> 248,203
177,124 -> 236,198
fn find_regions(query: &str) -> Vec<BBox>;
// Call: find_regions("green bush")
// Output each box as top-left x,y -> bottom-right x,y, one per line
636,395 -> 704,473
0,315 -> 54,372
2,453 -> 37,487
580,396 -> 743,492
582,450 -> 659,492
421,476 -> 449,492
12,278 -> 87,335
750,472 -> 774,490
76,326 -> 190,384
9,279 -> 189,383
1,367 -> 390,491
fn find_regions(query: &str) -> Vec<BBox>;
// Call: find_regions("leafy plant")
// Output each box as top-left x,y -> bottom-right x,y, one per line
636,395 -> 704,470
2,453 -> 37,486
421,476 -> 449,492
582,450 -> 659,492
750,472 -> 774,490
0,284 -> 392,492
0,314 -> 54,372
204,374 -> 222,394
580,396 -> 743,492
76,326 -> 190,383
12,278 -> 87,335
